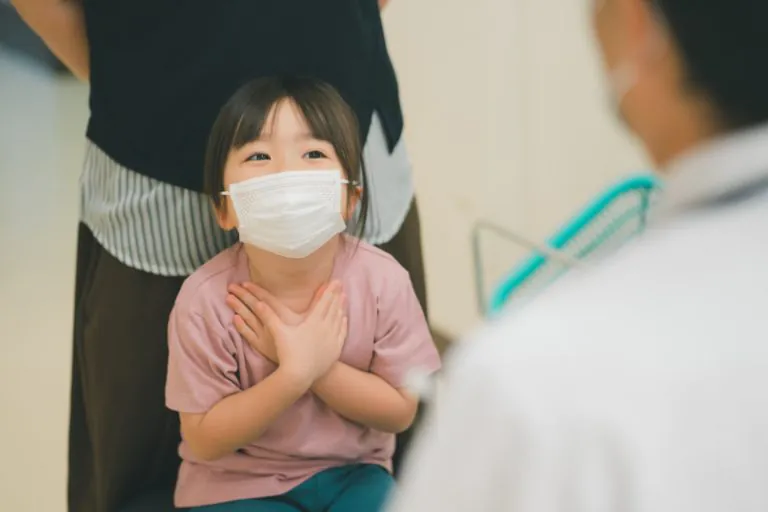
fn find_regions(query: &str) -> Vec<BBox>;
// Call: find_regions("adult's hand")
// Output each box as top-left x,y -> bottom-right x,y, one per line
11,0 -> 90,81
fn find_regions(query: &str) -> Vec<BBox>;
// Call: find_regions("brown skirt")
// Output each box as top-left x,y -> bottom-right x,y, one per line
68,202 -> 429,512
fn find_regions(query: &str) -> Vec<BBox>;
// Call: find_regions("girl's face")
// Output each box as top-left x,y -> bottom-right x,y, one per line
216,99 -> 359,230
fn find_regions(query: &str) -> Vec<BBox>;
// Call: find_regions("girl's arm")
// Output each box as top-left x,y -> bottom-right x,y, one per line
227,282 -> 431,433
181,368 -> 310,461
11,0 -> 89,81
231,296 -> 416,433
312,364 -> 418,433
170,286 -> 346,462
322,268 -> 439,433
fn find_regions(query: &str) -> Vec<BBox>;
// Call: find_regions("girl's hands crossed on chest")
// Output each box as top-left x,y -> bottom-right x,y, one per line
227,281 -> 347,384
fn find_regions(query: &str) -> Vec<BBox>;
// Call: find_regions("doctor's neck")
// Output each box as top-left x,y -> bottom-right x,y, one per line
642,97 -> 722,171
244,236 -> 341,296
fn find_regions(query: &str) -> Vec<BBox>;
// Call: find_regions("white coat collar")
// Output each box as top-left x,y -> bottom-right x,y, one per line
659,122 -> 768,213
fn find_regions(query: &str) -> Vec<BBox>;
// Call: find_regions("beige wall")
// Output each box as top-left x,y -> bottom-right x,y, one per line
382,0 -> 649,338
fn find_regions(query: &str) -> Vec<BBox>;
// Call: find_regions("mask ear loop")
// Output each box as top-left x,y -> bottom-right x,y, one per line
341,177 -> 363,237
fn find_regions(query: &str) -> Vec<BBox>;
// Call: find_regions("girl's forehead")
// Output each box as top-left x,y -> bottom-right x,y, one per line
260,99 -> 312,140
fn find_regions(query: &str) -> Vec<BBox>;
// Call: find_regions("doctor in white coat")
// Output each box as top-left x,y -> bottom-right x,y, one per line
389,0 -> 768,510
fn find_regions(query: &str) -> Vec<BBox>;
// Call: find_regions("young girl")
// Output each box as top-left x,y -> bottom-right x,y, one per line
165,76 -> 441,511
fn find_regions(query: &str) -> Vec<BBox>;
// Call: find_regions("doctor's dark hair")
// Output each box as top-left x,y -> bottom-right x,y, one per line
204,76 -> 369,239
652,0 -> 768,129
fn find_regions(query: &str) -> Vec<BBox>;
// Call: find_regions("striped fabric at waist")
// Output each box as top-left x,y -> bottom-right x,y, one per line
79,142 -> 237,276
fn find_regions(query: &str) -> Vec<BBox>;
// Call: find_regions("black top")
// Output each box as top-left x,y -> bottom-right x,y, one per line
83,0 -> 404,192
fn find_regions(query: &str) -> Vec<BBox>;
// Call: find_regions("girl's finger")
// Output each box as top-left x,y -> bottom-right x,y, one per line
228,284 -> 261,313
243,282 -> 292,318
312,283 -> 340,320
233,314 -> 258,343
329,300 -> 343,333
327,290 -> 343,321
308,284 -> 328,310
226,294 -> 263,334
335,298 -> 344,325
337,317 -> 348,347
255,301 -> 284,335
336,293 -> 347,324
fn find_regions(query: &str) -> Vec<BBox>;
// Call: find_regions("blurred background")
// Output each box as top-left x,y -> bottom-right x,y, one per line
0,1 -> 647,510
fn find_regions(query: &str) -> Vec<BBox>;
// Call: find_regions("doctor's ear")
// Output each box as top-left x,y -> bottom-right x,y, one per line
624,0 -> 671,58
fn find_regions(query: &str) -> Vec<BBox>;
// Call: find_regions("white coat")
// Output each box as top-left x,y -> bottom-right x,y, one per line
390,123 -> 768,512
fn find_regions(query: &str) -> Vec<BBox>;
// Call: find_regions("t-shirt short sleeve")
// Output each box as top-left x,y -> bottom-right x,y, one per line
370,269 -> 441,389
166,304 -> 241,414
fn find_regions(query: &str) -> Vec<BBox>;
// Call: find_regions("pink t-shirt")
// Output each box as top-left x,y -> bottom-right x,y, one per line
165,239 -> 441,508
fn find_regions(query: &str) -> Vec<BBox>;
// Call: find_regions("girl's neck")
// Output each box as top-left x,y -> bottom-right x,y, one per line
244,236 -> 341,309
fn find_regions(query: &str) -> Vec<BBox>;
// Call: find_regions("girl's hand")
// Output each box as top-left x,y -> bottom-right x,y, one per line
255,283 -> 347,385
227,282 -> 328,363
227,284 -> 278,363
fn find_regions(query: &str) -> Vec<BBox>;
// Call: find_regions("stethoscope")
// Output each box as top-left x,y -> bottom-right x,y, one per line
411,173 -> 768,404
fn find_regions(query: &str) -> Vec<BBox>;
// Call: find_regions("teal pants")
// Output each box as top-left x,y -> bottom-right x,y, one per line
192,464 -> 394,512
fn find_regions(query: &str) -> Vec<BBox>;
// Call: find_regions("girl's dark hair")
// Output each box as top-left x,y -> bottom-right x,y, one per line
204,76 -> 369,239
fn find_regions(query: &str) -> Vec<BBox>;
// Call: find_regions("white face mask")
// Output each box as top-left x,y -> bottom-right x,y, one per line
223,170 -> 350,259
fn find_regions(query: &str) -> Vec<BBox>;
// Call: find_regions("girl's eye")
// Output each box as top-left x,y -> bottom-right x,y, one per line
304,150 -> 327,159
246,152 -> 270,162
